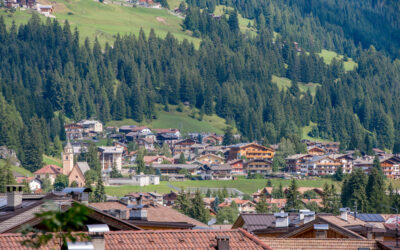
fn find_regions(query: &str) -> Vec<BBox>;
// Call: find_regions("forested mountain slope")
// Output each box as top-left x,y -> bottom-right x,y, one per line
0,0 -> 400,172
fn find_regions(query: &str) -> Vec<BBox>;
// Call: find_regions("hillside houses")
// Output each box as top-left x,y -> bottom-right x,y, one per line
228,143 -> 275,161
61,121 -> 400,180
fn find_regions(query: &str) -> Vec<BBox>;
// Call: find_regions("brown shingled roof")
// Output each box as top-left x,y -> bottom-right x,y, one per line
261,238 -> 379,250
90,202 -> 208,227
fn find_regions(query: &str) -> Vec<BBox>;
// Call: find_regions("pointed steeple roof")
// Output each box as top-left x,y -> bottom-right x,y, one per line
65,139 -> 72,149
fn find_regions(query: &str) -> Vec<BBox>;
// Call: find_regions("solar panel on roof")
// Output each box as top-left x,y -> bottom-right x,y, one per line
351,213 -> 385,222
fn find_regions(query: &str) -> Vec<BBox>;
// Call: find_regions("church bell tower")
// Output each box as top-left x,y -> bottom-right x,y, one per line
62,140 -> 74,176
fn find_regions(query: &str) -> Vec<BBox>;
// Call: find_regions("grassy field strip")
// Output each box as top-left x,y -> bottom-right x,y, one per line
318,49 -> 357,71
105,178 -> 336,197
43,155 -> 63,167
271,75 -> 321,97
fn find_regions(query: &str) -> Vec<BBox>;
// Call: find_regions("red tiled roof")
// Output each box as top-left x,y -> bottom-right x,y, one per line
104,229 -> 271,249
218,198 -> 254,207
143,155 -> 173,164
15,177 -> 36,183
0,229 -> 272,249
34,165 -> 62,175
301,198 -> 323,207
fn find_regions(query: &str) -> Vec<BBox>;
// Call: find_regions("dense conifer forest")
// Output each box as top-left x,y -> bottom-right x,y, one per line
0,0 -> 400,172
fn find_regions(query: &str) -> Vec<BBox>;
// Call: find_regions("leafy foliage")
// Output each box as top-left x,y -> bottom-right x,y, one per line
21,203 -> 91,248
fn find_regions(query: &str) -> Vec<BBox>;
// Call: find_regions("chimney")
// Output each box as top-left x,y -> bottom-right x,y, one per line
216,236 -> 229,250
67,242 -> 94,250
314,224 -> 329,238
304,212 -> 315,224
299,209 -> 310,220
87,224 -> 109,250
340,207 -> 350,221
6,185 -> 23,210
274,212 -> 289,227
128,195 -> 147,220
81,190 -> 90,205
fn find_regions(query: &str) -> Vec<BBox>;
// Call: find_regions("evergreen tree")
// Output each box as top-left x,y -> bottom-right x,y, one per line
222,126 -> 234,146
222,186 -> 229,198
272,182 -> 284,198
175,189 -> 191,215
86,143 -> 101,173
256,196 -> 269,213
110,166 -> 123,178
341,168 -> 368,212
216,202 -> 238,224
189,191 -> 210,223
0,160 -> 16,193
22,179 -> 31,193
322,183 -> 341,214
93,176 -> 106,202
366,156 -> 388,213
53,174 -> 69,191
206,188 -> 212,197
333,166 -> 344,181
178,152 -> 186,164
213,195 -> 220,212
285,179 -> 301,210
228,10 -> 239,33
135,152 -> 146,174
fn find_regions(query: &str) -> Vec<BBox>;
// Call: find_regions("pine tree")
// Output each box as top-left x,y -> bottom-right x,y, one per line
175,189 -> 190,214
206,188 -> 211,197
285,179 -> 301,210
322,183 -> 341,214
366,156 -> 388,213
86,142 -> 101,173
93,176 -> 106,202
222,126 -> 234,146
333,166 -> 344,181
228,10 -> 239,33
272,182 -> 284,198
178,152 -> 186,164
189,190 -> 210,223
256,196 -> 269,213
213,195 -> 220,212
341,168 -> 368,212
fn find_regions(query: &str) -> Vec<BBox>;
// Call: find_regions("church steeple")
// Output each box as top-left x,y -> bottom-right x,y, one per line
62,140 -> 74,176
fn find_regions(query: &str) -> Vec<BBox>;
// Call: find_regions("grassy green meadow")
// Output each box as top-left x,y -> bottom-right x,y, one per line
213,5 -> 256,35
271,75 -> 321,97
107,104 -> 228,134
0,159 -> 33,177
301,122 -> 331,142
105,178 -> 336,197
53,0 -> 200,46
318,49 -> 357,71
1,0 -> 199,47
43,155 -> 63,167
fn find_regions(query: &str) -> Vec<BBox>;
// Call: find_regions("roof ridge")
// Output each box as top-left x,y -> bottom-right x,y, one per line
238,228 -> 273,250
105,229 -> 239,234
